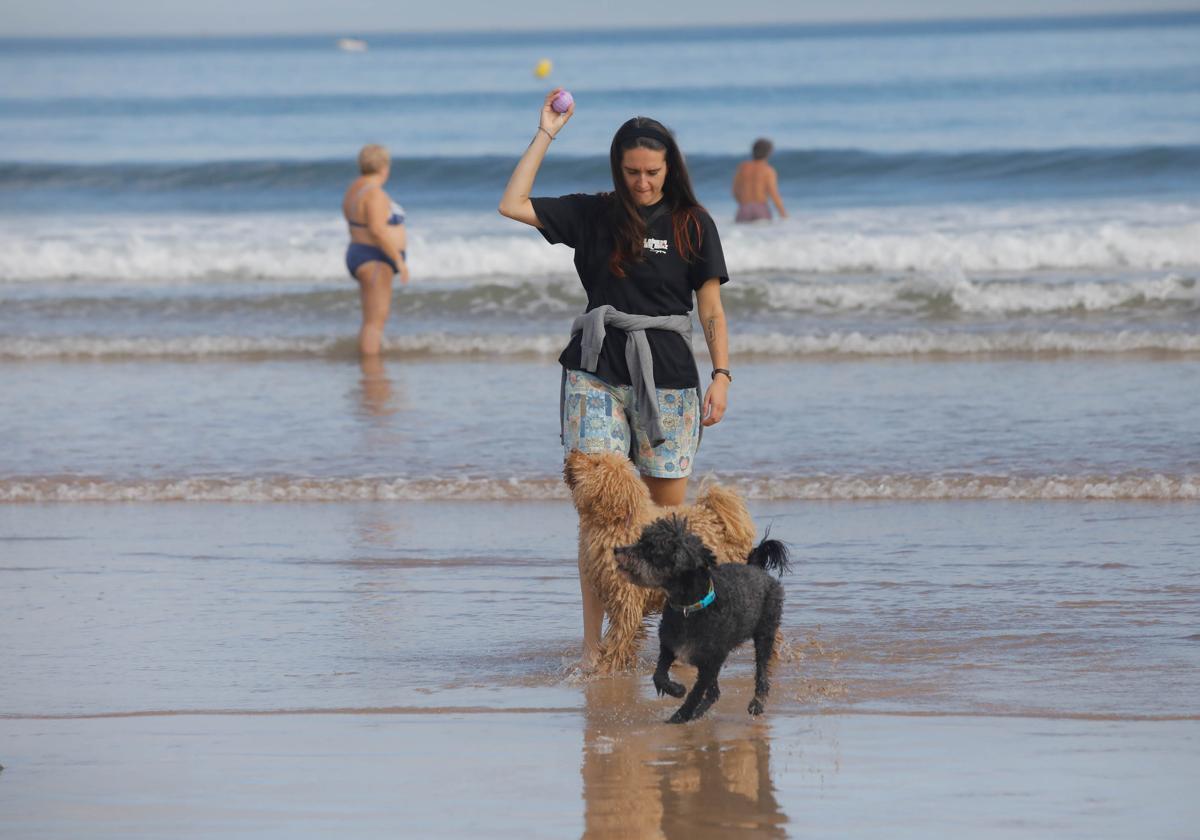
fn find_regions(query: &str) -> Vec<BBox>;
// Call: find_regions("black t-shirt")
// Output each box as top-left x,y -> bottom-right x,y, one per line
531,193 -> 728,389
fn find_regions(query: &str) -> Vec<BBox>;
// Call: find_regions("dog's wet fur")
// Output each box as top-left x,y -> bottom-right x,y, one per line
615,515 -> 791,723
563,450 -> 758,672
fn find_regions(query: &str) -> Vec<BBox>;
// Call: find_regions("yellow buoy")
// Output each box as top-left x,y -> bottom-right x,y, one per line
534,58 -> 553,79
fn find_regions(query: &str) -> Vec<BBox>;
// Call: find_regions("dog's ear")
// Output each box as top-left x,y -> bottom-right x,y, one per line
679,536 -> 719,572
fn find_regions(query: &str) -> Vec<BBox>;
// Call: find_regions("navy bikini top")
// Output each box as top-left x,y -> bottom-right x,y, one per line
346,185 -> 405,228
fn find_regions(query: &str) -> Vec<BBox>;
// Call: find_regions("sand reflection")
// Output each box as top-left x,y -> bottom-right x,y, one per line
581,674 -> 787,839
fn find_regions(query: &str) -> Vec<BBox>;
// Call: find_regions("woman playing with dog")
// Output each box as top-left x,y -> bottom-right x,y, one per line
499,90 -> 732,671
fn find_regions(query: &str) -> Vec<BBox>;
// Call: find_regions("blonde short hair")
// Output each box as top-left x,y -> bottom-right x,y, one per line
358,144 -> 390,175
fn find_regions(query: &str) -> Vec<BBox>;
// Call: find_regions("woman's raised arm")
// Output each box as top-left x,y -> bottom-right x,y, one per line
498,89 -> 574,227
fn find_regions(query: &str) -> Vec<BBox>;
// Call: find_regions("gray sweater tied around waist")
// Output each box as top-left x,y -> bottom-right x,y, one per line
561,304 -> 695,448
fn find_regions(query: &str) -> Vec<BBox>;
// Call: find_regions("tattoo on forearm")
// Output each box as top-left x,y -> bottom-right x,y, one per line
705,317 -> 716,342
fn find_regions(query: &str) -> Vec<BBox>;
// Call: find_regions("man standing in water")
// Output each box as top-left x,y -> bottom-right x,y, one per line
732,138 -> 787,223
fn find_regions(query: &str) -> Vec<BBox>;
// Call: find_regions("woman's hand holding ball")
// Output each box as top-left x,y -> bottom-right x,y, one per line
540,88 -> 574,139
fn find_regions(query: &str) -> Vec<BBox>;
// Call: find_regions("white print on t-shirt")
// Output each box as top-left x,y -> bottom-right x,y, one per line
644,238 -> 669,254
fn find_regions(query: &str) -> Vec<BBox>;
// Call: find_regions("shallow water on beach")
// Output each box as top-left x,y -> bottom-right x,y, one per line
2,500 -> 1198,838
1,357 -> 1197,501
3,500 -> 1197,719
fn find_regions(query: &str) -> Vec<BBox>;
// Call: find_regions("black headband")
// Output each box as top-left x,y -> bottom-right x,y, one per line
615,124 -> 673,148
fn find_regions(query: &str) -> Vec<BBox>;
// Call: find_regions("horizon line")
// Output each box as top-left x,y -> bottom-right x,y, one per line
1,7 -> 1197,41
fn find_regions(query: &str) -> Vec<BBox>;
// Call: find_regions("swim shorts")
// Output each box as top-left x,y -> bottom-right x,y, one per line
735,202 -> 772,223
562,369 -> 701,478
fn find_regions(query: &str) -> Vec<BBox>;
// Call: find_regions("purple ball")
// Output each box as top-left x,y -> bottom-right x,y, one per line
551,90 -> 574,114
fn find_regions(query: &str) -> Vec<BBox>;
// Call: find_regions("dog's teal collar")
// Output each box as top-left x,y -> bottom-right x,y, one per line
671,581 -> 715,617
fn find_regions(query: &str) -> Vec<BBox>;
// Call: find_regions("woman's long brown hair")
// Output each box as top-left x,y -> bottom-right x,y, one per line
607,117 -> 705,278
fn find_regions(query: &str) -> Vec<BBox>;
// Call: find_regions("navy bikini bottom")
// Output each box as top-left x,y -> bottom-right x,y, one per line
345,243 -> 405,278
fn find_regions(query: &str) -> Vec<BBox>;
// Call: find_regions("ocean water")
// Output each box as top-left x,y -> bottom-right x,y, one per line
2,15 -> 1200,672
2,13 -> 1198,501
2,15 -> 1199,836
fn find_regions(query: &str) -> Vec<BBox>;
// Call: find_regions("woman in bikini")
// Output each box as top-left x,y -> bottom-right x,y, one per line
343,144 -> 410,356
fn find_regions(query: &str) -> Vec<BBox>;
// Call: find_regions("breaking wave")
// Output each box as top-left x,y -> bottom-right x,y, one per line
1,203 -> 1199,283
4,274 -> 1197,319
3,473 -> 1195,502
2,329 -> 1197,361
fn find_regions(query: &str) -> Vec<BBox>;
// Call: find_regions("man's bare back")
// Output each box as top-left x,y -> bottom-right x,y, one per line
733,160 -> 774,203
732,158 -> 786,222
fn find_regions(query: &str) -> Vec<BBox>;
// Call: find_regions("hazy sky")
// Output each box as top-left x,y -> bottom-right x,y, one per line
1,0 -> 1194,37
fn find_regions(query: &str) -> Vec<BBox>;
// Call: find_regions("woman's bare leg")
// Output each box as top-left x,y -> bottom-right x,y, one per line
642,475 -> 688,507
355,261 -> 394,355
579,557 -> 604,671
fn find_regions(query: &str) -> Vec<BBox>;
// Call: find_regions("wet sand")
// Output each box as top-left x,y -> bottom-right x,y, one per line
2,500 -> 1198,837
2,700 -> 1196,839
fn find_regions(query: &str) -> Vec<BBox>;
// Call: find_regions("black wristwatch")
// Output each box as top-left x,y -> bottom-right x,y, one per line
711,368 -> 732,382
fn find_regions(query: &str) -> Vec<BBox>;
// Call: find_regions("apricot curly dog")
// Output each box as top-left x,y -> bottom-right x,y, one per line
563,449 -> 757,672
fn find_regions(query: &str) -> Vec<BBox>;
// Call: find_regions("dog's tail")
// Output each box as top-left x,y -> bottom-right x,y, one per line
746,527 -> 792,576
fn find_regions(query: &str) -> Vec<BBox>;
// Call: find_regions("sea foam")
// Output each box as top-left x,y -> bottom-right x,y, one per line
1,204 -> 1198,283
2,329 -> 1197,360
3,473 -> 1195,502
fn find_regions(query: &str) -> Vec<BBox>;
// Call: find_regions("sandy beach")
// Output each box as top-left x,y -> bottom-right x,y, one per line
3,709 -> 1195,838
2,500 -> 1198,837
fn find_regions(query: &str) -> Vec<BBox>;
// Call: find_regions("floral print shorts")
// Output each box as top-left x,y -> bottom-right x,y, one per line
562,369 -> 701,478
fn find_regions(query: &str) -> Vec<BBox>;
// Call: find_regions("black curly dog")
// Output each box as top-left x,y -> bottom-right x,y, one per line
614,514 -> 791,723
